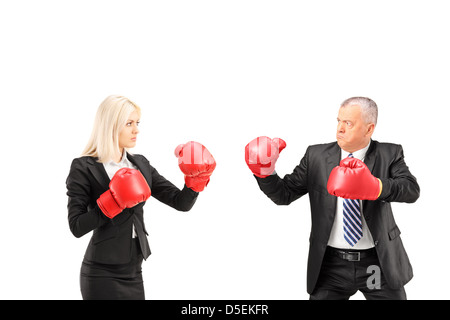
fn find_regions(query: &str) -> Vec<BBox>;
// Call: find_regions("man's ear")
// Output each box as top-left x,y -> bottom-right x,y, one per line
366,123 -> 375,137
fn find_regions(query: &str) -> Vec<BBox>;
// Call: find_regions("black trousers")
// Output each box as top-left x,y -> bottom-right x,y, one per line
80,238 -> 145,300
310,246 -> 407,300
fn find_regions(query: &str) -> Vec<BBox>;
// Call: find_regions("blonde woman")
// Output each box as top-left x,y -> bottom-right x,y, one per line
66,95 -> 216,300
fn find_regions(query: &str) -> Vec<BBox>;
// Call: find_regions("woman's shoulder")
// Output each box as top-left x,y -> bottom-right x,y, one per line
70,155 -> 98,169
129,153 -> 150,163
128,153 -> 156,172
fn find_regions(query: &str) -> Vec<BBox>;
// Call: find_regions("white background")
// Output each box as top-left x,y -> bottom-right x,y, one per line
0,0 -> 448,300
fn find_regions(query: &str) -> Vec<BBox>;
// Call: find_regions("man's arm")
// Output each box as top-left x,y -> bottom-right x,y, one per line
379,145 -> 420,203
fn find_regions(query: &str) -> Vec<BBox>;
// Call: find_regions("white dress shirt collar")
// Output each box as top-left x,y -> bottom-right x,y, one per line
103,150 -> 137,180
340,140 -> 371,161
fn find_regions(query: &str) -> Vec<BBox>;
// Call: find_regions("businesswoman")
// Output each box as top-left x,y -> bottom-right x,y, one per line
66,95 -> 216,300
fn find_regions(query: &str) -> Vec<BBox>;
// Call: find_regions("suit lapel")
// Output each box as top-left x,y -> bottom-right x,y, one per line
127,153 -> 152,186
325,143 -> 341,214
127,153 -> 152,256
85,153 -> 152,190
362,140 -> 377,215
364,139 -> 377,173
87,157 -> 110,189
325,142 -> 341,179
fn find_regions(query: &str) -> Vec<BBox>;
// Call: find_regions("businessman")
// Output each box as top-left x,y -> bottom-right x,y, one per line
245,97 -> 420,300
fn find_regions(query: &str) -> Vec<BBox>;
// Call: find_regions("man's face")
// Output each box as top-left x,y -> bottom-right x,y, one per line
336,104 -> 374,153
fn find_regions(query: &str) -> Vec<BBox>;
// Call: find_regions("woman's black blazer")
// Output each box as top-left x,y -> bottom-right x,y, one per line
66,153 -> 199,264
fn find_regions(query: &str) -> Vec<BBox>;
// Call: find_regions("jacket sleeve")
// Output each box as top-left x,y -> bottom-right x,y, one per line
66,158 -> 110,238
255,147 -> 309,205
149,164 -> 199,212
379,145 -> 420,203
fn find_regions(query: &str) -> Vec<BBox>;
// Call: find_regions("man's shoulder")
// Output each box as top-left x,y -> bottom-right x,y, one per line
307,141 -> 339,153
370,140 -> 403,154
372,140 -> 401,147
306,140 -> 403,153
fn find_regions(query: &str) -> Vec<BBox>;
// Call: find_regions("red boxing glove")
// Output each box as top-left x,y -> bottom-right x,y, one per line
175,141 -> 216,192
97,168 -> 151,219
327,157 -> 382,200
245,136 -> 286,178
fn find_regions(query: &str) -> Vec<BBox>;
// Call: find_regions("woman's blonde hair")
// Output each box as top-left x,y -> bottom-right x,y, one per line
82,95 -> 141,163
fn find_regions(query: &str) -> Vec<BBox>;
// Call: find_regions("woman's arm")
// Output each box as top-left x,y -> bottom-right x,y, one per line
66,158 -> 110,238
149,163 -> 199,212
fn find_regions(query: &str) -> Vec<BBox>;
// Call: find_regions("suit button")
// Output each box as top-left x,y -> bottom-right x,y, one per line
374,240 -> 378,246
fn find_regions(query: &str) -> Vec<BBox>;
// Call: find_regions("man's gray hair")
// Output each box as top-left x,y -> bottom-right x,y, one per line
340,97 -> 378,126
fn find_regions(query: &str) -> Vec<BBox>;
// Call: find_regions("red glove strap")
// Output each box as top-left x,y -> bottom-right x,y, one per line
97,190 -> 123,219
185,175 -> 211,192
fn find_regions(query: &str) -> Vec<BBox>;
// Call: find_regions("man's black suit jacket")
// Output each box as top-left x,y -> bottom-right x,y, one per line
66,153 -> 198,265
255,140 -> 420,294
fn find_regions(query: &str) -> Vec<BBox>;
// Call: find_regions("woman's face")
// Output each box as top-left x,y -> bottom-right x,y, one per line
118,110 -> 140,150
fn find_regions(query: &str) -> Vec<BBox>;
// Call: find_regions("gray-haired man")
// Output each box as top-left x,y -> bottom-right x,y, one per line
245,97 -> 420,299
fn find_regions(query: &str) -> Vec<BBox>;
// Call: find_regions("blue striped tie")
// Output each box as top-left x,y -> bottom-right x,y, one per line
343,154 -> 363,246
